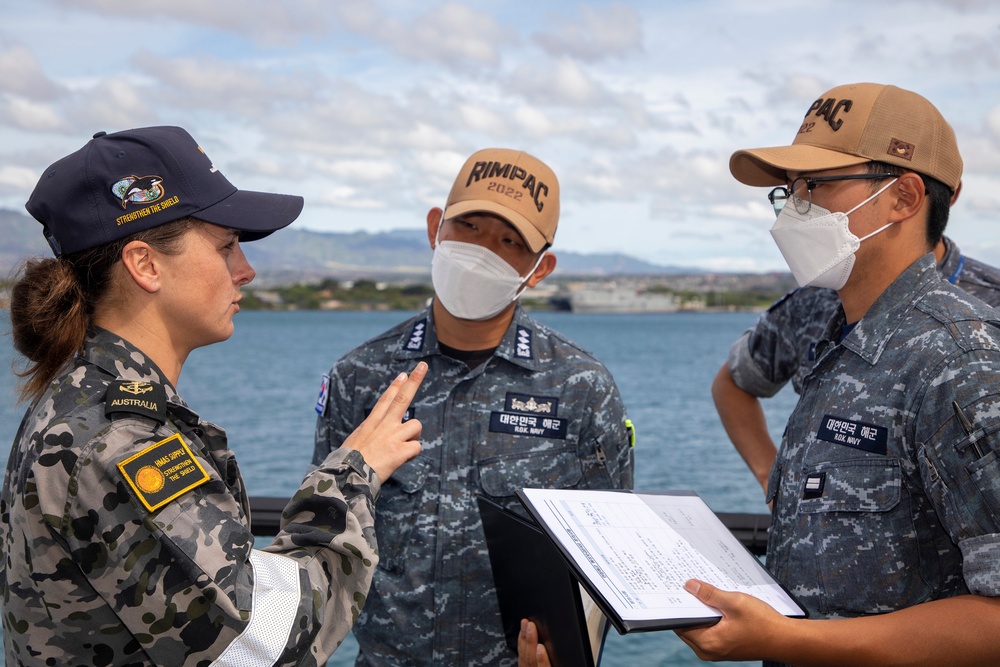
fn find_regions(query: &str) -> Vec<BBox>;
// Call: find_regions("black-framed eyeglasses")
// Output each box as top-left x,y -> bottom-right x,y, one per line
767,173 -> 896,217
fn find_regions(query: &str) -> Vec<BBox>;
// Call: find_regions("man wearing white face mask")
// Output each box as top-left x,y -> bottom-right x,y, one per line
712,229 -> 1000,503
313,148 -> 634,666
669,83 -> 1000,666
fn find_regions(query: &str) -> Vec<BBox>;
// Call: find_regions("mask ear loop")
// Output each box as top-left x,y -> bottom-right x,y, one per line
845,177 -> 898,216
846,178 -> 899,243
434,209 -> 446,245
512,251 -> 547,301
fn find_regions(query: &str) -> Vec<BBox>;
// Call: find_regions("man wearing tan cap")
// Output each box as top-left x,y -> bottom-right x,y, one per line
711,208 -> 1000,506
313,148 -> 634,666
669,83 -> 1000,665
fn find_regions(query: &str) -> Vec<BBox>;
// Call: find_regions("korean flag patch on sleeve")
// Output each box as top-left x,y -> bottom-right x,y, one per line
315,373 -> 330,416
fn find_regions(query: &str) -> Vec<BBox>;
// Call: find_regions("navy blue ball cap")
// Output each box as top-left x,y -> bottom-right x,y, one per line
25,126 -> 304,256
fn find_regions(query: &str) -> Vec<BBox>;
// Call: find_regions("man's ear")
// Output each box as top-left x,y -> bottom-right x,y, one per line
526,252 -> 557,288
889,172 -> 926,223
426,207 -> 444,249
120,240 -> 161,294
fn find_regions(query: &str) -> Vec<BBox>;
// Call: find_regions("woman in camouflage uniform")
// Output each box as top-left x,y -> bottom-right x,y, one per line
1,126 -> 426,667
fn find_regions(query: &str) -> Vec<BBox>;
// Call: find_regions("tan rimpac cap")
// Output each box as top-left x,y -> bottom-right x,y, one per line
446,148 -> 560,253
730,83 -> 963,192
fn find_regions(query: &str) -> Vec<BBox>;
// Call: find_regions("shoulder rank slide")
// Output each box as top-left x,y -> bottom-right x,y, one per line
117,433 -> 210,512
105,380 -> 167,424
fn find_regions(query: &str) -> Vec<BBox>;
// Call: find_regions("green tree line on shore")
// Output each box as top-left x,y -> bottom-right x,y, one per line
241,279 -> 787,311
1,278 -> 790,312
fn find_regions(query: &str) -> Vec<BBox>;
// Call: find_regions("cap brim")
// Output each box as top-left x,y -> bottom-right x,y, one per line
445,199 -> 549,253
193,190 -> 304,241
730,145 -> 870,186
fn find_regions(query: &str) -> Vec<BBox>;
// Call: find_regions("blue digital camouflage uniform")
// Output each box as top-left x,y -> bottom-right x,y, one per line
766,254 -> 1000,621
313,304 -> 634,666
728,236 -> 1000,398
1,329 -> 381,667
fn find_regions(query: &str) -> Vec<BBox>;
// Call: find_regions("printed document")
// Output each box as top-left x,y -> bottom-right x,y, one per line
518,488 -> 804,626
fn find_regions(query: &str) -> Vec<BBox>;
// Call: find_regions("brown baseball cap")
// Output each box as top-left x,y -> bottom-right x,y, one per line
730,83 -> 963,192
445,148 -> 559,253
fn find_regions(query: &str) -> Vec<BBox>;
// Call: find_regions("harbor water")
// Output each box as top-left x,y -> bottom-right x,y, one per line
0,309 -> 796,666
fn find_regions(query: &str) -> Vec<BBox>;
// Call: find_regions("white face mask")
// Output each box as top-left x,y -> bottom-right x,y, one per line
769,178 -> 897,290
431,239 -> 544,321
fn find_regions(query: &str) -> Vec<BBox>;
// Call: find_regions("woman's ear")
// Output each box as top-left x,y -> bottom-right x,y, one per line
120,240 -> 160,293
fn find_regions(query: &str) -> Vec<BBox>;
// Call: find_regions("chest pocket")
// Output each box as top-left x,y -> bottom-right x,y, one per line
478,447 -> 583,498
792,458 -> 940,615
374,455 -> 431,574
797,458 -> 900,514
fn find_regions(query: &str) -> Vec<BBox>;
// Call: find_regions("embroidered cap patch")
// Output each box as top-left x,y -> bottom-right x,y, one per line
117,433 -> 210,512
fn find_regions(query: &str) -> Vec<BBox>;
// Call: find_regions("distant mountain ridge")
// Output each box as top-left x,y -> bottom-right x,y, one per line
0,208 -> 50,275
0,207 -> 697,282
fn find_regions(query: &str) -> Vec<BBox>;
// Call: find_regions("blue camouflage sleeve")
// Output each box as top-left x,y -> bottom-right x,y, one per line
916,348 -> 1000,597
312,360 -> 364,469
729,287 -> 841,397
579,366 -> 634,490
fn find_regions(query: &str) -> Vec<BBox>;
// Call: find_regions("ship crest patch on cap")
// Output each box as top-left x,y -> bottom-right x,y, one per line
112,174 -> 165,209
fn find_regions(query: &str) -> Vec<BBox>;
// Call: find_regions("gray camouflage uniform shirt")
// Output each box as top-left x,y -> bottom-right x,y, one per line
1,329 -> 381,667
313,304 -> 634,666
766,254 -> 1000,622
728,236 -> 1000,397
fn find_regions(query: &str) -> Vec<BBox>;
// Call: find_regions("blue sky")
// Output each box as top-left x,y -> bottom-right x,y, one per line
2,0 -> 999,271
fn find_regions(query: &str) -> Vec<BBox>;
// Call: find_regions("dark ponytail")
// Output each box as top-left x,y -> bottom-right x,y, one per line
10,217 -> 198,402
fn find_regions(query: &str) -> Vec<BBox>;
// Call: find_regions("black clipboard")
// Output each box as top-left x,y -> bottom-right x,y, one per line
478,495 -> 609,667
513,488 -> 808,635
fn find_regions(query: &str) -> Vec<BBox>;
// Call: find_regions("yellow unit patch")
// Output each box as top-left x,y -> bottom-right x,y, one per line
117,433 -> 210,512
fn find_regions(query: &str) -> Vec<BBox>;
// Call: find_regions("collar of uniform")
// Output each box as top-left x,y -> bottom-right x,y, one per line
839,253 -> 939,365
390,304 -> 542,371
392,305 -> 440,361
82,327 -> 183,406
937,235 -> 962,282
492,304 -> 543,371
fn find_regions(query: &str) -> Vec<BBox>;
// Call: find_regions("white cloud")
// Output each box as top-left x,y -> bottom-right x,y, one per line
0,164 -> 39,192
509,57 -> 605,107
458,105 -> 512,136
53,0 -> 331,45
315,184 -> 386,209
512,106 -> 555,137
709,201 -> 774,222
1,0 -> 998,272
66,79 -> 159,131
404,3 -> 509,65
316,159 -> 398,183
1,97 -> 63,132
0,43 -> 62,100
988,104 -> 1000,142
532,4 -> 642,62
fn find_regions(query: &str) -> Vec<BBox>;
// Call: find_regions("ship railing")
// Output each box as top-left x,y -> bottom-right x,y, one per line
248,496 -> 771,556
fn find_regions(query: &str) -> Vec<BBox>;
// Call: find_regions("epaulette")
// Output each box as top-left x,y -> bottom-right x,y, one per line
767,287 -> 800,313
105,380 -> 167,425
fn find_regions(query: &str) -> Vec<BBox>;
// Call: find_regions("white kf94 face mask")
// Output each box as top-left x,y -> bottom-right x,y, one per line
769,178 -> 898,290
431,239 -> 544,321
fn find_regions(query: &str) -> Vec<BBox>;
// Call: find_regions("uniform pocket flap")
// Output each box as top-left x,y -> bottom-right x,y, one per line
478,449 -> 583,497
798,458 -> 901,514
